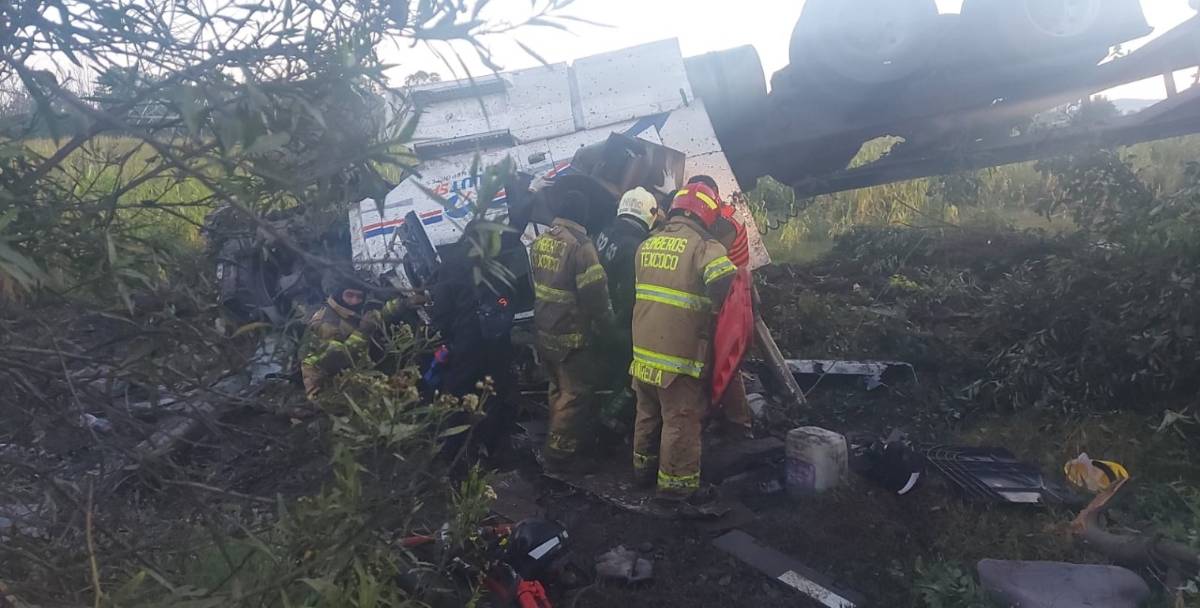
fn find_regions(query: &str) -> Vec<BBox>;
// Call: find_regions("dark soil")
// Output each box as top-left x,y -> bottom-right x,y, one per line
535,240 -> 1200,607
10,228 -> 1198,607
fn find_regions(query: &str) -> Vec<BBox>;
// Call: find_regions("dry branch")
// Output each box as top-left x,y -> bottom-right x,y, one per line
1072,478 -> 1200,587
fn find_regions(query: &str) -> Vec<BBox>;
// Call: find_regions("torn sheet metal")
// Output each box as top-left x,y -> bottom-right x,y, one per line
977,559 -> 1150,608
713,530 -> 863,608
924,446 -> 1079,506
785,360 -> 916,391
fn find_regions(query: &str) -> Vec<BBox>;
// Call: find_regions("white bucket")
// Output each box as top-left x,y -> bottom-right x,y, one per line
785,426 -> 848,498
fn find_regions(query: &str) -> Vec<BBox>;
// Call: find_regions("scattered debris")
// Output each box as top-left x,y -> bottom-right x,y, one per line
0,503 -> 51,538
694,501 -> 758,534
746,392 -> 768,420
924,446 -> 1077,505
977,559 -> 1150,608
785,359 -> 916,391
248,334 -> 287,383
135,400 -> 225,460
491,471 -> 543,522
515,419 -> 548,453
721,465 -> 785,498
595,545 -> 653,584
80,413 -> 113,434
785,427 -> 848,497
505,518 -> 572,581
849,430 -> 924,495
713,530 -> 863,608
1063,453 -> 1129,492
701,436 -> 785,483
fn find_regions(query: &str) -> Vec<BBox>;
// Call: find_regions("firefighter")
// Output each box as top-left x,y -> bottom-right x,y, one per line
532,181 -> 616,473
299,277 -> 411,400
630,182 -> 737,503
428,224 -> 519,458
687,175 -> 754,439
594,187 -> 662,431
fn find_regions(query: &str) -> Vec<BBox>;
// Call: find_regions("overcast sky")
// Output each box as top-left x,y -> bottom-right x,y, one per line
390,0 -> 1197,100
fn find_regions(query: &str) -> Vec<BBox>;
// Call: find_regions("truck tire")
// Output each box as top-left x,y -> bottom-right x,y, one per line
960,0 -> 1151,65
684,46 -> 769,185
684,46 -> 768,131
789,0 -> 939,89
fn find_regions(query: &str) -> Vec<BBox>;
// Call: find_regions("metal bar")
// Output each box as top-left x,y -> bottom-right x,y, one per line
413,129 -> 516,160
790,103 -> 1200,198
754,317 -> 807,407
713,530 -> 863,608
1165,73 -> 1180,98
750,284 -> 806,407
411,79 -> 506,106
750,16 -> 1200,191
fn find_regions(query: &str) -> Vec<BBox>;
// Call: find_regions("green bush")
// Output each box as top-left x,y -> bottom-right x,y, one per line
913,561 -> 995,608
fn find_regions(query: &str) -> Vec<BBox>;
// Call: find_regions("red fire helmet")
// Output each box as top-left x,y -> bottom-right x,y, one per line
669,182 -> 721,228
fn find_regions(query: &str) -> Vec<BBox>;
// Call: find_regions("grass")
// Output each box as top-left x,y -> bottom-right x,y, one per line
759,134 -> 1200,265
20,136 -> 216,247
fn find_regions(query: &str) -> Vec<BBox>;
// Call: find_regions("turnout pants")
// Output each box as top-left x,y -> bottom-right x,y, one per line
543,348 -> 600,464
632,375 -> 705,499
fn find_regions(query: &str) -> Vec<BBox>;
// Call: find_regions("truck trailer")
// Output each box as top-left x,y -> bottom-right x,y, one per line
347,39 -> 771,290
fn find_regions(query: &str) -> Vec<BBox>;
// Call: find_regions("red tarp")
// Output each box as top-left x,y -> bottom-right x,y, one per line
710,267 -> 753,407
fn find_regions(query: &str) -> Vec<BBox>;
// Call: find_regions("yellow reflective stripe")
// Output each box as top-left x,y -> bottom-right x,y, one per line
657,470 -> 700,491
535,282 -> 575,304
305,338 -> 354,366
674,189 -> 719,210
539,331 -> 584,351
633,452 -> 658,470
635,283 -> 711,311
630,360 -> 667,387
318,340 -> 350,355
703,256 -> 736,284
547,432 -> 578,454
576,264 -> 607,289
632,346 -> 704,378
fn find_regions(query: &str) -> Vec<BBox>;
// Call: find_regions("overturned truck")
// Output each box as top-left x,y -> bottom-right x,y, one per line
212,0 -> 1200,353
213,40 -> 771,325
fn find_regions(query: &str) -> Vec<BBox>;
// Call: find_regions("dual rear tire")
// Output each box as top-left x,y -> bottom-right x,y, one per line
787,0 -> 1151,94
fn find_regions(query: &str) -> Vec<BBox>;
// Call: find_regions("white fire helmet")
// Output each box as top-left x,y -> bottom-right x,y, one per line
617,187 -> 658,229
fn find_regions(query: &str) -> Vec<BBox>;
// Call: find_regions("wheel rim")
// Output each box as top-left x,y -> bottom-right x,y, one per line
833,3 -> 926,61
1024,0 -> 1100,38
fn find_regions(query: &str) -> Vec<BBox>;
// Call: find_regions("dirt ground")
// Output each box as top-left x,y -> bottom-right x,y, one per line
525,253 -> 1200,607
7,237 -> 1197,607
542,388 -> 1196,608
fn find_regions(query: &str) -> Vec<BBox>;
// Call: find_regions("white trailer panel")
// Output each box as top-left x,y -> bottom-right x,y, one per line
351,39 -> 771,284
573,39 -> 694,130
408,64 -> 580,144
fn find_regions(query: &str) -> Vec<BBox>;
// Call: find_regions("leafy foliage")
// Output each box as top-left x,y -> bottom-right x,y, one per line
0,0 -> 573,606
762,132 -> 1200,415
913,561 -> 995,608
